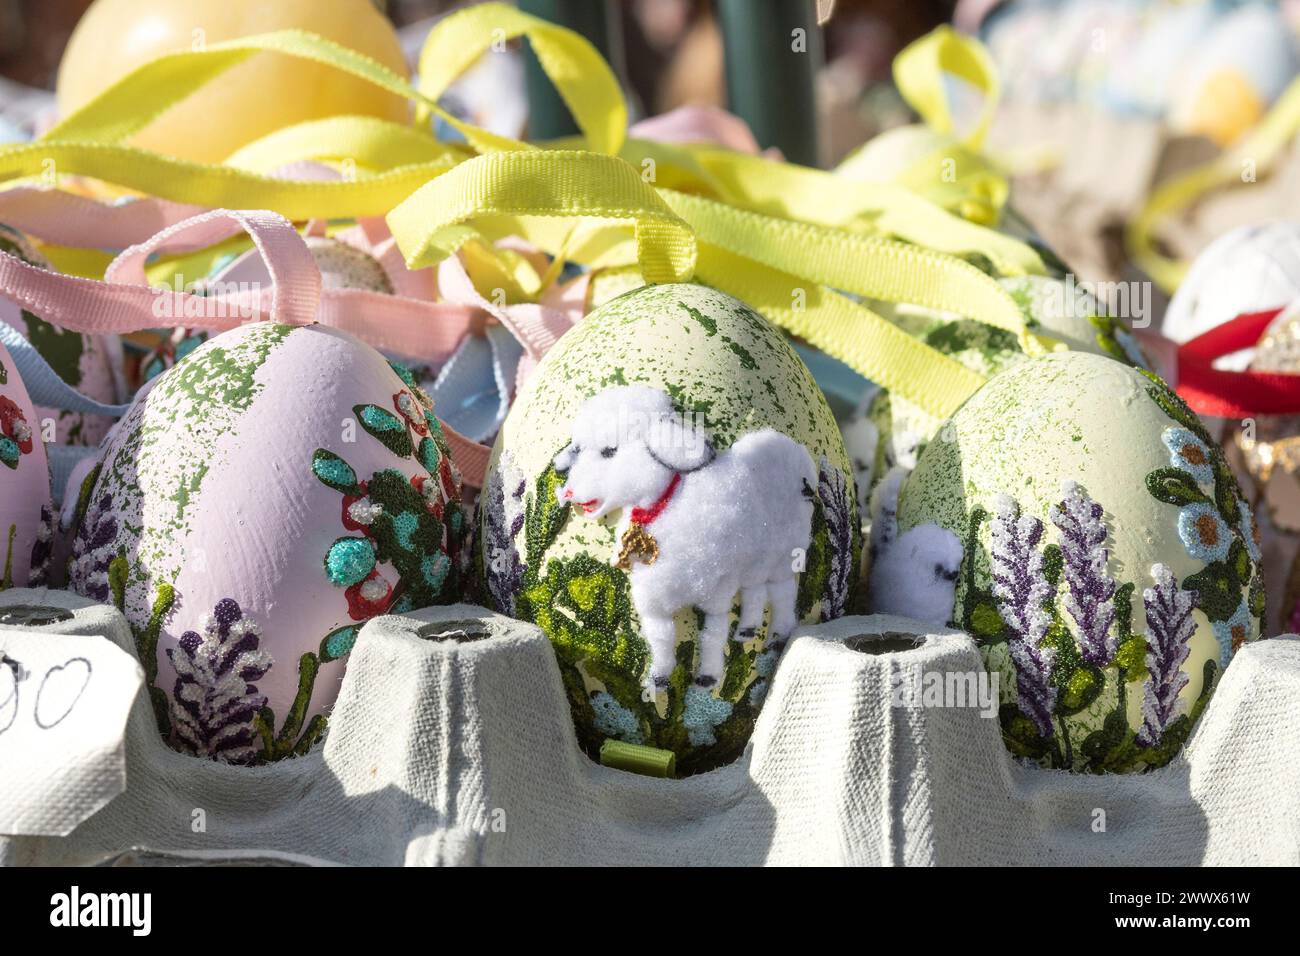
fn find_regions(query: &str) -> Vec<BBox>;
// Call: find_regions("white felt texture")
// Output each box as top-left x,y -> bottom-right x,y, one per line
1163,222 -> 1300,355
554,386 -> 817,686
867,466 -> 962,627
1,589 -> 1299,865
840,410 -> 878,516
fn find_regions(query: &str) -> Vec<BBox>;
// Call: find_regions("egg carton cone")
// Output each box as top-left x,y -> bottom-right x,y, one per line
2,587 -> 1299,866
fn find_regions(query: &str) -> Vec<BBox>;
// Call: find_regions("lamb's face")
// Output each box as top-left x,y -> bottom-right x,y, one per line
553,385 -> 707,520
925,526 -> 964,585
555,438 -> 669,520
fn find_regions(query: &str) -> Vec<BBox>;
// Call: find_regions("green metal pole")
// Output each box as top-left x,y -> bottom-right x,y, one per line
518,0 -> 621,141
716,0 -> 823,167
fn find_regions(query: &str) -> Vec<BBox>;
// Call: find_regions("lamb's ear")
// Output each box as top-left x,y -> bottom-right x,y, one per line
553,443 -> 576,473
644,416 -> 715,473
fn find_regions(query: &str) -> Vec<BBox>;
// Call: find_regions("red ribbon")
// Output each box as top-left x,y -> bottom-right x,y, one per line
1172,308 -> 1300,418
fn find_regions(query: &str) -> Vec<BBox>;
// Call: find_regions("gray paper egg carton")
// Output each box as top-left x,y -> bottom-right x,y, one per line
1,586 -> 1298,866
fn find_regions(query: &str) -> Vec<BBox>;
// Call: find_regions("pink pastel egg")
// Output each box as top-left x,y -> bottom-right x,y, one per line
67,321 -> 466,763
0,339 -> 53,586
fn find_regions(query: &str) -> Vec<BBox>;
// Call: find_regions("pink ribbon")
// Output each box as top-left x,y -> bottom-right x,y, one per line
0,206 -> 594,487
0,187 -> 207,251
435,253 -> 588,394
105,208 -> 324,327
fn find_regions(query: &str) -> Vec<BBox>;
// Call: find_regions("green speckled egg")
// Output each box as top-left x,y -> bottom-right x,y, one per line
867,275 -> 1149,479
479,283 -> 861,776
895,351 -> 1263,772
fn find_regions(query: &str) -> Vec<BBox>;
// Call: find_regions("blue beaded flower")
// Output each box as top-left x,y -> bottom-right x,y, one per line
1162,426 -> 1214,485
1238,499 -> 1262,563
1212,601 -> 1251,669
1177,502 -> 1231,563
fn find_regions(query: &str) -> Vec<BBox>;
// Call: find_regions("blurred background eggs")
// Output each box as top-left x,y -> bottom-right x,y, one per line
55,0 -> 410,164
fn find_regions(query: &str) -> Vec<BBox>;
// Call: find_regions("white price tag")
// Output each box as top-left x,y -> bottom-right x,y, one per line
0,629 -> 144,836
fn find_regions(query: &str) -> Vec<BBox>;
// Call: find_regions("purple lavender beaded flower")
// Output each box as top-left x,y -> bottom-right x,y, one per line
818,456 -> 854,620
483,452 -> 527,615
990,495 -> 1057,738
1138,564 -> 1194,747
1049,481 -> 1118,667
68,494 -> 119,602
167,598 -> 274,765
27,505 -> 55,587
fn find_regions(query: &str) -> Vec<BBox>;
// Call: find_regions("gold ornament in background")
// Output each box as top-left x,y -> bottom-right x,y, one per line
1236,426 -> 1300,532
1237,303 -> 1300,532
1236,303 -> 1300,633
1251,303 -> 1300,374
56,0 -> 409,166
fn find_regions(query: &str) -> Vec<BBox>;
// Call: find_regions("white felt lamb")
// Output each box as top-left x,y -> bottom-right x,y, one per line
868,465 -> 964,627
554,385 -> 817,690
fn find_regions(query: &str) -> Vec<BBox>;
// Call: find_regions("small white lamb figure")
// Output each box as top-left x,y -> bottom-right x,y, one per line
867,465 -> 964,627
554,385 -> 817,689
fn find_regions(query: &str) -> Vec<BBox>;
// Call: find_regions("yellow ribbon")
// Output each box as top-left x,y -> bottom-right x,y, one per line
222,115 -> 469,173
0,6 -> 1049,420
657,189 -> 1031,339
386,149 -> 1024,419
672,145 -> 1043,276
415,2 -> 626,155
44,29 -> 521,155
389,150 -> 696,285
892,24 -> 1000,150
835,26 -> 1010,225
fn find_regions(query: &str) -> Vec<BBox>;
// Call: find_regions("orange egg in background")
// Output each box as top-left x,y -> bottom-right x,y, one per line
56,0 -> 411,164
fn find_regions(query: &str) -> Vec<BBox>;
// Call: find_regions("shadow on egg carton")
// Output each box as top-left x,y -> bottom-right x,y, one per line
2,587 -> 1299,866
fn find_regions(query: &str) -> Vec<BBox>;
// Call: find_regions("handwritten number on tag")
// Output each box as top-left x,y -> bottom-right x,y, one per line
35,657 -> 92,729
0,654 -> 93,733
0,655 -> 20,735
0,634 -> 138,836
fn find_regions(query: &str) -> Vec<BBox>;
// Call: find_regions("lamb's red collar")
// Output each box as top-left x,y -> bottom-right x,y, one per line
630,473 -> 681,526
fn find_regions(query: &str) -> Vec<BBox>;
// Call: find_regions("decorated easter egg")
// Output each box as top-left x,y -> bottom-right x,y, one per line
478,283 -> 860,775
1100,0 -> 1215,117
57,0 -> 410,164
889,351 -> 1263,772
0,340 -> 53,588
982,1 -> 1057,104
68,322 -> 466,764
0,223 -> 124,445
303,236 -> 394,294
835,125 -> 948,183
834,124 -> 1007,227
863,275 -> 1148,486
1169,3 -> 1299,147
1164,222 -> 1300,356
